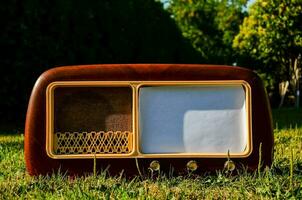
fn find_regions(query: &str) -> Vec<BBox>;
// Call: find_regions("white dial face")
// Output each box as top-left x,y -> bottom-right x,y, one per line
139,85 -> 248,154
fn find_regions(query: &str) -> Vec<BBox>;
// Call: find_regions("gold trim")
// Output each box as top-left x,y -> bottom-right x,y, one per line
54,131 -> 133,154
46,81 -> 252,159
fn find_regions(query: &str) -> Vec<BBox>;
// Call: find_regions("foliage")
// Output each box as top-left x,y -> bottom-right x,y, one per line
167,0 -> 247,64
0,0 -> 200,126
233,0 -> 302,83
0,109 -> 302,199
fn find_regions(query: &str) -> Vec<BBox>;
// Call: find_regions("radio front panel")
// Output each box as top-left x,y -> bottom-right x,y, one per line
46,81 -> 252,159
25,64 -> 273,176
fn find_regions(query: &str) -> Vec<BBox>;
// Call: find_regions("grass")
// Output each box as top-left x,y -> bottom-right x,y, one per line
0,109 -> 302,199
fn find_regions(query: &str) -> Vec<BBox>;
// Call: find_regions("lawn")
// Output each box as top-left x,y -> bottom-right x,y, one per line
0,109 -> 301,199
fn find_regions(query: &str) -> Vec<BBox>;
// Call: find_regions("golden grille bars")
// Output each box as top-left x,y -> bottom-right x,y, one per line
54,131 -> 133,154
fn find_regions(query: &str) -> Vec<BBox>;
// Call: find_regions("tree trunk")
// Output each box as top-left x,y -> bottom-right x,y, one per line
296,78 -> 300,108
292,57 -> 300,108
279,81 -> 289,108
287,55 -> 301,108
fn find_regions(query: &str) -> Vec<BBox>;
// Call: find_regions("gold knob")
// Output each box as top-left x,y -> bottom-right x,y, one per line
187,160 -> 198,172
224,160 -> 236,171
149,160 -> 160,171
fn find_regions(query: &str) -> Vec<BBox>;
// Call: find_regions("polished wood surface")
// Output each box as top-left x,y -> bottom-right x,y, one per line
25,64 -> 273,176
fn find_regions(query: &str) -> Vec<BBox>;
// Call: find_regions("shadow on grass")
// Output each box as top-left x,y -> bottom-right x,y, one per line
272,108 -> 302,129
0,123 -> 24,135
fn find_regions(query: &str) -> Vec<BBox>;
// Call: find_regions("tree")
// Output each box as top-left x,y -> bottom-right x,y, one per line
233,0 -> 302,107
0,0 -> 200,125
167,0 -> 247,64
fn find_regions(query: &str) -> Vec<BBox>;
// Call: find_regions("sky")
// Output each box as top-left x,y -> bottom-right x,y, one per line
247,0 -> 256,8
162,0 -> 257,11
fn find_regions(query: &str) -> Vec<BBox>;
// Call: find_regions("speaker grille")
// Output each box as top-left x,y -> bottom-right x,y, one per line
54,131 -> 132,154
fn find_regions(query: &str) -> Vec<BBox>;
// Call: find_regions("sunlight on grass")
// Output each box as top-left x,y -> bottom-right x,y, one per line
0,109 -> 301,199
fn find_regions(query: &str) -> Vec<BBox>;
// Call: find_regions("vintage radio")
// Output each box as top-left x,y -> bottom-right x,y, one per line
25,64 -> 273,176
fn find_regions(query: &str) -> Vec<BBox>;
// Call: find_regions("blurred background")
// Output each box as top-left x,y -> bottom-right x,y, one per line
0,0 -> 301,131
